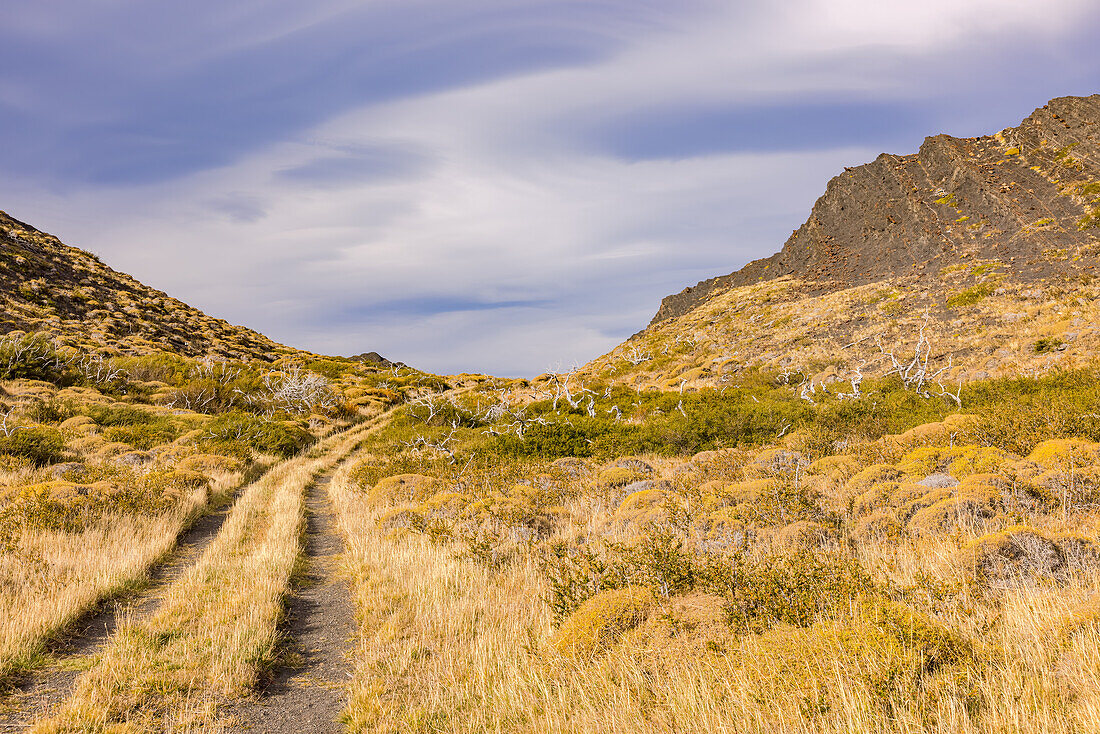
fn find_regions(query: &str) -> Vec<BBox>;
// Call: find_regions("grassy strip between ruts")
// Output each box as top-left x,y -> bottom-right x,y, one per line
30,411 -> 392,732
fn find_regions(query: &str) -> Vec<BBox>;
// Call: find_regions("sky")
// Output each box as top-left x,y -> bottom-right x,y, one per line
2,1 -> 1099,376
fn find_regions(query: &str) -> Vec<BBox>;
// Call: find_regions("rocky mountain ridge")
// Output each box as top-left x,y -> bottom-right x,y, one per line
652,94 -> 1100,325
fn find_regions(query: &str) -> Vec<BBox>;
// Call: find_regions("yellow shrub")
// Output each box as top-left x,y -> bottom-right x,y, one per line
1062,598 -> 1100,638
164,469 -> 211,489
846,464 -> 905,495
552,586 -> 653,660
774,520 -> 836,551
700,508 -> 752,547
941,413 -> 979,436
894,421 -> 949,447
616,488 -> 686,528
958,526 -> 1065,581
807,454 -> 862,482
888,482 -> 937,508
733,599 -> 973,710
177,453 -> 242,473
745,448 -> 807,478
92,442 -> 133,459
946,446 -> 1009,478
418,491 -> 469,515
897,446 -> 946,476
1027,438 -> 1100,469
621,592 -> 729,660
854,597 -> 974,670
550,456 -> 593,479
173,428 -> 207,445
907,494 -> 997,536
714,479 -> 775,505
69,435 -> 108,454
597,467 -> 648,488
59,415 -> 96,435
367,474 -> 442,508
376,506 -> 426,532
854,511 -> 904,542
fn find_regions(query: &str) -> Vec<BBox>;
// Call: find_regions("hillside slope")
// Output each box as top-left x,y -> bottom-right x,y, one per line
0,210 -> 294,361
591,95 -> 1100,392
653,94 -> 1100,324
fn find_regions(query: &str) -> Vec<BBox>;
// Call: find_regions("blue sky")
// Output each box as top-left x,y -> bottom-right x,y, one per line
2,0 -> 1099,375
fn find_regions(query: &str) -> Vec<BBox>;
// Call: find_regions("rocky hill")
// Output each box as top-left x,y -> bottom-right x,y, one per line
653,94 -> 1100,324
589,95 -> 1100,392
0,210 -> 297,361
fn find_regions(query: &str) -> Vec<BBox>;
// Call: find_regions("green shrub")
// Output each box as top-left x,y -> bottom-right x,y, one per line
712,552 -> 874,633
82,403 -> 189,448
946,283 -> 994,308
103,423 -> 179,450
0,426 -> 65,465
24,398 -> 74,424
965,369 -> 1100,453
542,528 -> 873,632
305,358 -> 357,379
200,412 -> 313,459
542,529 -> 702,622
1033,337 -> 1063,354
84,403 -> 158,427
0,333 -> 65,382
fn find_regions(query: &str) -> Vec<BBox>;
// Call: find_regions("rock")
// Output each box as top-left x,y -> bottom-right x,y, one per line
115,451 -> 152,467
50,462 -> 85,479
648,95 -> 1100,326
917,473 -> 960,488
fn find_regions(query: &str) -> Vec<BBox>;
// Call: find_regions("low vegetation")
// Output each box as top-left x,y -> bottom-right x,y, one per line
326,363 -> 1100,732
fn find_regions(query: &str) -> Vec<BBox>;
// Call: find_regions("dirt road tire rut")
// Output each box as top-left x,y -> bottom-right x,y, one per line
229,473 -> 355,733
0,484 -> 250,726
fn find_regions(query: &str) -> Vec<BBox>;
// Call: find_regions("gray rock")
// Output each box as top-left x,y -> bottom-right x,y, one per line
50,462 -> 85,479
917,473 -> 959,488
115,451 -> 153,467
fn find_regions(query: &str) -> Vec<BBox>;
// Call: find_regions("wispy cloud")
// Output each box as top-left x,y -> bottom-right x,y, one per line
2,0 -> 1099,375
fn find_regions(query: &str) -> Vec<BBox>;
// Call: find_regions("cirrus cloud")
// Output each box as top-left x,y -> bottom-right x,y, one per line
1,0 -> 1099,375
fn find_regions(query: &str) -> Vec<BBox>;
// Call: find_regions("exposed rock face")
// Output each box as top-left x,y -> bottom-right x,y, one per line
351,351 -> 393,366
0,210 -> 291,360
652,95 -> 1100,324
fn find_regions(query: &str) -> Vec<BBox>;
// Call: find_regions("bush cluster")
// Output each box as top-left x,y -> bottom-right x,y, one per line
199,411 -> 313,459
0,468 -> 204,550
542,527 -> 873,632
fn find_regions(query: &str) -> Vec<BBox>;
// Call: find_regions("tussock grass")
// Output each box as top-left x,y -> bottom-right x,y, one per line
30,413 -> 389,731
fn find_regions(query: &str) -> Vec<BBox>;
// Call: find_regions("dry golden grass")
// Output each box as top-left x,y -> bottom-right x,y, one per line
29,412 -> 391,732
331,435 -> 1100,733
585,272 -> 1100,392
0,469 -> 239,685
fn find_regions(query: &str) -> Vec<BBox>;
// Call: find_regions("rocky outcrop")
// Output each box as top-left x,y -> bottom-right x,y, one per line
652,94 -> 1100,324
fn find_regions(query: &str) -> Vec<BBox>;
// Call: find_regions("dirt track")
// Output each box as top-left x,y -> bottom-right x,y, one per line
227,472 -> 355,733
0,482 -> 251,727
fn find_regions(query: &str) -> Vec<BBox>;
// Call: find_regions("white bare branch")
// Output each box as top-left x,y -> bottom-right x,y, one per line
261,364 -> 338,415
621,344 -> 652,366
